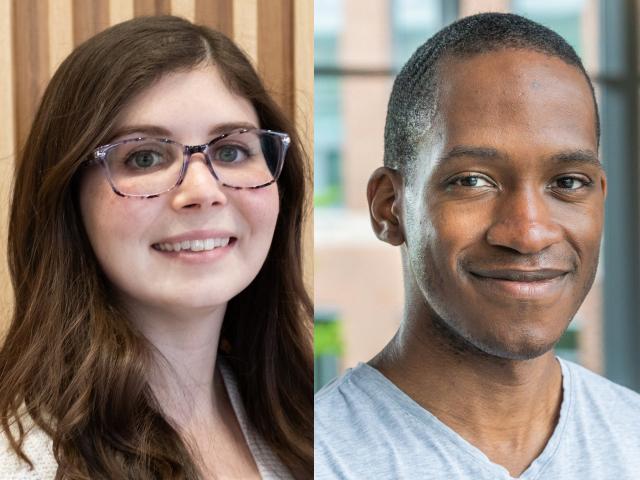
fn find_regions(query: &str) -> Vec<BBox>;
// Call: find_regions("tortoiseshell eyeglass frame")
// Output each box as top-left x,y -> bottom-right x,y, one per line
84,128 -> 290,199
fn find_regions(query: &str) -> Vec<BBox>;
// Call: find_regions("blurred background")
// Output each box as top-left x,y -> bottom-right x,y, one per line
314,0 -> 640,392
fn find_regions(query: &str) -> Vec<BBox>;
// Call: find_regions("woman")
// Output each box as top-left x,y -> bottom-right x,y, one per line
0,16 -> 312,479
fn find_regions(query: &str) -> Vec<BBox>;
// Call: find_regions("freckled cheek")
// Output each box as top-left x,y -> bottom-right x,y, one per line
80,179 -> 110,243
234,188 -> 280,236
80,178 -> 159,251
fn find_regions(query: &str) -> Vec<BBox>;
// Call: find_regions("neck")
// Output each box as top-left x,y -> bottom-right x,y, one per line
126,300 -> 227,427
370,299 -> 563,476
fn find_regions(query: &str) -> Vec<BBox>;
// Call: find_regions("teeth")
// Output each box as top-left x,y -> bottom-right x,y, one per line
156,238 -> 231,252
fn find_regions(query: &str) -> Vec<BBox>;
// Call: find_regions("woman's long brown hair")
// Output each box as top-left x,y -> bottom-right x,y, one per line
0,16 -> 312,479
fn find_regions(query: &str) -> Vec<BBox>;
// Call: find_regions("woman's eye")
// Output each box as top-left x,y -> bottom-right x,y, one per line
125,150 -> 164,169
552,176 -> 590,190
215,145 -> 249,163
450,175 -> 493,188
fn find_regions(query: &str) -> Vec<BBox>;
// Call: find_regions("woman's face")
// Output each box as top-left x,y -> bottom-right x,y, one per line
79,65 -> 279,316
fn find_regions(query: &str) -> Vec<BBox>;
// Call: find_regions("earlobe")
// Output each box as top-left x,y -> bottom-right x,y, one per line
367,167 -> 405,246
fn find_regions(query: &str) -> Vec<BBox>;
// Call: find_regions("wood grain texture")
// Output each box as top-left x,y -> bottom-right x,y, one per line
48,0 -> 73,74
292,0 -> 313,292
232,0 -> 257,63
72,0 -> 109,45
109,0 -> 134,25
195,0 -> 233,36
0,0 -> 16,329
0,1 -> 15,159
13,0 -> 50,151
170,0 -> 195,21
257,0 -> 293,118
293,0 -> 312,155
134,0 -> 171,16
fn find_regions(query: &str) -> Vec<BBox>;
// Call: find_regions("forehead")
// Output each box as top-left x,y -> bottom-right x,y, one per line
113,65 -> 258,142
433,49 -> 598,156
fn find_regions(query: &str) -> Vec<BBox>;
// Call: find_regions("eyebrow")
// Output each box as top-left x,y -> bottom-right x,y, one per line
437,145 -> 602,169
107,121 -> 259,143
437,145 -> 503,165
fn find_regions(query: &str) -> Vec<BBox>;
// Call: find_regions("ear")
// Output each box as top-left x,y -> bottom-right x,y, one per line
367,166 -> 405,246
600,170 -> 607,200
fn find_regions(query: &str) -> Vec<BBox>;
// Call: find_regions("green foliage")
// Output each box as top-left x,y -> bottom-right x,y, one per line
314,320 -> 343,356
314,184 -> 343,207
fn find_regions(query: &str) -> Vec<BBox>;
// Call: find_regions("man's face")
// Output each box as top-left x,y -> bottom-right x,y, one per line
402,49 -> 606,360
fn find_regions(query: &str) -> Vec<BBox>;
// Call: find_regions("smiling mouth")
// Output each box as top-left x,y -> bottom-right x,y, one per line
469,269 -> 569,282
152,237 -> 236,253
467,268 -> 570,299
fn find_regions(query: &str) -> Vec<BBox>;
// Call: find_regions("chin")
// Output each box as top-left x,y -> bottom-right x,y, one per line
468,318 -> 572,360
125,289 -> 236,316
473,335 -> 558,361
161,292 -> 235,311
433,313 -> 566,361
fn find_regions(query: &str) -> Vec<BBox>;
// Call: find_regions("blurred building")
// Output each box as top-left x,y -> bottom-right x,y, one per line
315,0 -> 639,392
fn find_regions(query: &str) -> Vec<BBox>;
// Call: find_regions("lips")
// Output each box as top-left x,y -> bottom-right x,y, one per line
469,268 -> 569,282
151,229 -> 237,256
153,237 -> 231,252
467,266 -> 571,299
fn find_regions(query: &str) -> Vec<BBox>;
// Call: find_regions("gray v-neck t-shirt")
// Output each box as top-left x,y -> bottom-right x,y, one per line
315,358 -> 640,479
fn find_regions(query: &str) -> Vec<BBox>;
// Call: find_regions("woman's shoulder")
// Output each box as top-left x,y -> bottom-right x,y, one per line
218,359 -> 294,480
0,419 -> 58,479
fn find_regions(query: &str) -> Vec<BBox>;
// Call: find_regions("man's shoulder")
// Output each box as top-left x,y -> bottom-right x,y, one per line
315,363 -> 367,422
563,357 -> 640,405
315,362 -> 401,441
315,363 -> 438,479
562,358 -> 640,429
555,358 -> 640,477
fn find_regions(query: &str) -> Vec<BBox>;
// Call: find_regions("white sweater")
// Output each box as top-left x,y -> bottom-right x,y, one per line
0,361 -> 292,479
0,421 -> 56,479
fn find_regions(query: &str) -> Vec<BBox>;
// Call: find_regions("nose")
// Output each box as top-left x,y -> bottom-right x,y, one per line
485,186 -> 563,254
170,152 -> 228,209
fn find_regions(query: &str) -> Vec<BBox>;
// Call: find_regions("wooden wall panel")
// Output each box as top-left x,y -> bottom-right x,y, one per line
13,0 -> 50,152
232,0 -> 257,61
0,0 -> 313,328
257,0 -> 294,117
134,0 -> 172,16
48,0 -> 73,73
109,0 -> 135,24
170,0 -> 195,21
196,0 -> 233,37
72,0 -> 110,45
293,0 -> 314,292
0,0 -> 15,325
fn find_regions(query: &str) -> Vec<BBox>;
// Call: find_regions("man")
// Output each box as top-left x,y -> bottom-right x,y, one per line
315,13 -> 640,480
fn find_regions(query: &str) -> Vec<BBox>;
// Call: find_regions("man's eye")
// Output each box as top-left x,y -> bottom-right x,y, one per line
450,175 -> 493,188
552,176 -> 591,190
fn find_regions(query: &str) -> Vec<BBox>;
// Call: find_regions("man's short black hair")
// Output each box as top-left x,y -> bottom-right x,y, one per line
384,12 -> 600,173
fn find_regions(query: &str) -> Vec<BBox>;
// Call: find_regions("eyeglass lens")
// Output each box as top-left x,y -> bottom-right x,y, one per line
102,130 -> 284,196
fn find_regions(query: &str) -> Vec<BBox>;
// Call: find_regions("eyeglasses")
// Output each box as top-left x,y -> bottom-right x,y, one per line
86,128 -> 289,198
